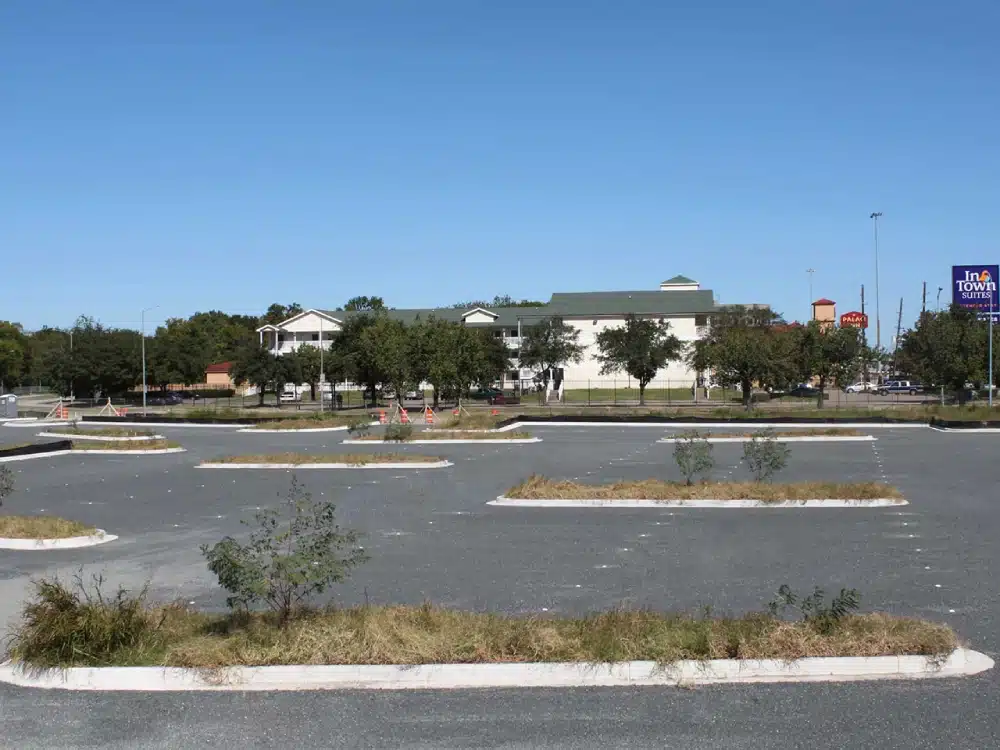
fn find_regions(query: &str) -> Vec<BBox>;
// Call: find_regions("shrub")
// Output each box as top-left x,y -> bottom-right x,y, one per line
0,465 -> 12,507
6,573 -> 162,667
347,417 -> 372,437
201,476 -> 368,623
384,423 -> 413,442
672,430 -> 714,485
741,429 -> 790,482
768,584 -> 861,635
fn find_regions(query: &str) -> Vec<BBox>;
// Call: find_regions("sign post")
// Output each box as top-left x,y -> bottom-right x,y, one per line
952,266 -> 999,407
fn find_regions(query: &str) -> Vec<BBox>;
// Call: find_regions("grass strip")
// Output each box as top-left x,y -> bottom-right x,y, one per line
0,443 -> 34,452
204,453 -> 443,465
437,413 -> 505,430
6,597 -> 957,669
0,516 -> 96,540
691,428 -> 865,438
63,427 -> 156,438
248,417 -> 359,430
71,440 -> 180,452
357,430 -> 532,441
506,476 -> 902,502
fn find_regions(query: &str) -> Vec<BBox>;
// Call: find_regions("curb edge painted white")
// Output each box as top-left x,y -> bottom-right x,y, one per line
239,421 -> 381,434
80,421 -> 239,428
38,432 -> 164,442
0,649 -> 988,691
3,421 -> 72,428
198,461 -> 453,470
490,495 -> 908,508
928,426 -> 1000,434
509,421 -> 927,429
658,435 -> 877,443
0,529 -> 117,551
0,450 -> 74,463
342,437 -> 542,445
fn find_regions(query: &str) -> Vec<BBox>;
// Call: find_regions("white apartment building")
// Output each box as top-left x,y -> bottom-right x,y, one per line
257,276 -> 753,390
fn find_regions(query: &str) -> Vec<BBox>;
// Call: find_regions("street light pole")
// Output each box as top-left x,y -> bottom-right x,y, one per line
936,287 -> 943,311
870,212 -> 883,350
141,306 -> 158,416
319,317 -> 325,413
806,268 -> 815,317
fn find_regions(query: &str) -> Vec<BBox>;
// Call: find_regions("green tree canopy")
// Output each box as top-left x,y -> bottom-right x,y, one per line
793,322 -> 864,407
897,305 -> 994,400
519,316 -> 584,385
341,296 -> 386,312
231,342 -> 286,407
595,314 -> 684,404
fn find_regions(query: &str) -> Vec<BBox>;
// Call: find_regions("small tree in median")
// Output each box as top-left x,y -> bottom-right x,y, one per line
201,476 -> 368,623
595,314 -> 684,405
741,429 -> 790,482
672,430 -> 714,485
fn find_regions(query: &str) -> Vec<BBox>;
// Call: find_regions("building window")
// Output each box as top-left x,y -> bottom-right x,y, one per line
695,315 -> 708,327
311,333 -> 319,341
493,329 -> 504,338
507,370 -> 519,382
277,334 -> 285,344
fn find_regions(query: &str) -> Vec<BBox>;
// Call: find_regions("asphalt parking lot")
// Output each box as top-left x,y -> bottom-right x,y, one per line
0,422 -> 998,749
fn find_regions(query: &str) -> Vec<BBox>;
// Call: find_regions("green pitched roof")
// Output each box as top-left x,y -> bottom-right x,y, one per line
547,290 -> 715,316
661,275 -> 697,285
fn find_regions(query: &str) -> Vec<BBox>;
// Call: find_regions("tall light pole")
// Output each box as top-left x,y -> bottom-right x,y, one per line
936,286 -> 943,311
319,316 -> 325,413
870,212 -> 883,350
806,268 -> 816,318
141,305 -> 159,416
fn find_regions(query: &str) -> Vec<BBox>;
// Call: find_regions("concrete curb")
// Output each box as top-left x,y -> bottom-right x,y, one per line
197,460 -> 454,470
38,432 -> 164,442
0,529 -> 117,551
239,421 -> 381,434
71,447 -> 187,456
80,421 -> 240,428
2,420 -> 73,428
0,450 -> 74,463
490,496 -> 908,508
0,649 -> 988,691
928,426 -> 1000,434
657,435 -> 877,443
342,437 -> 542,445
505,421 -> 926,429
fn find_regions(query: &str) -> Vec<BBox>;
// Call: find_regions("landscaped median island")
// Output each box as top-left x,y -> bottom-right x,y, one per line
343,425 -> 540,444
71,439 -> 185,454
659,428 -> 875,443
242,416 -> 371,432
198,452 -> 452,469
0,475 -> 986,690
0,466 -> 116,550
38,426 -> 161,440
493,476 -> 905,507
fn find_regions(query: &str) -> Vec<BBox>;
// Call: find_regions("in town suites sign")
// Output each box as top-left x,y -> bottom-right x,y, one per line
840,311 -> 868,329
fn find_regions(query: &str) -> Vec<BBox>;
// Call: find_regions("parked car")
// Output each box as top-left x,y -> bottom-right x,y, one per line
877,380 -> 922,396
787,383 -> 820,398
404,389 -> 422,400
844,381 -> 876,393
146,392 -> 184,406
469,387 -> 503,401
279,391 -> 301,403
488,392 -> 520,406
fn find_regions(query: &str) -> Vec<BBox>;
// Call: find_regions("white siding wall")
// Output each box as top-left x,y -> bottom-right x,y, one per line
558,315 -> 700,387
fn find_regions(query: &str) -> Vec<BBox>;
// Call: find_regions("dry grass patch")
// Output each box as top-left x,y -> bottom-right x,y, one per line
71,439 -> 179,452
205,453 -> 443,465
0,515 -> 96,539
357,430 -> 531,441
249,417 -> 358,430
437,413 -> 505,430
0,443 -> 34,452
699,428 -> 865,438
65,427 -> 156,438
6,597 -> 957,669
507,475 -> 901,502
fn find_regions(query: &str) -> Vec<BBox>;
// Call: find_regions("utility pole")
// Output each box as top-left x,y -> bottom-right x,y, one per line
922,282 -> 927,314
870,212 -> 883,350
319,316 -> 324,413
140,305 -> 159,416
936,287 -> 943,311
806,268 -> 816,318
891,298 -> 903,374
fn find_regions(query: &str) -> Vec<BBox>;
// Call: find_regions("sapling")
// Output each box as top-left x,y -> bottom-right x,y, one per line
672,430 -> 714,485
741,429 -> 790,482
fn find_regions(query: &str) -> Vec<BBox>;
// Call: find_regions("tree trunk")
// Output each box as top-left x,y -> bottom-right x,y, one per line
258,385 -> 265,407
432,384 -> 440,409
638,381 -> 646,406
310,381 -> 316,401
817,378 -> 826,409
741,377 -> 753,407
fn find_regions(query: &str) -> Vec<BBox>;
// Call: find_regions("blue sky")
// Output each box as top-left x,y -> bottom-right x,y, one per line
2,0 -> 998,334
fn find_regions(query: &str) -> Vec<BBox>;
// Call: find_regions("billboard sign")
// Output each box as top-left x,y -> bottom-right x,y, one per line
953,265 -> 999,312
839,311 -> 868,329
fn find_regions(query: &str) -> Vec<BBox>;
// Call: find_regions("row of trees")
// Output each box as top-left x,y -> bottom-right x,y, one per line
4,300 -> 998,406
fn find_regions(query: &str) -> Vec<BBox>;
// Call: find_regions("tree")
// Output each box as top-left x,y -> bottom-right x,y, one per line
455,327 -> 509,400
231,341 -> 285,407
518,317 -> 584,389
690,306 -> 789,407
342,296 -> 386,312
147,319 -> 210,390
260,303 -> 303,327
285,344 -> 323,401
794,322 -> 864,407
411,318 -> 459,407
335,315 -> 384,406
450,296 -> 546,309
201,476 -> 368,623
0,322 -> 26,390
595,314 -> 684,404
358,317 -> 410,404
897,305 -> 993,401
